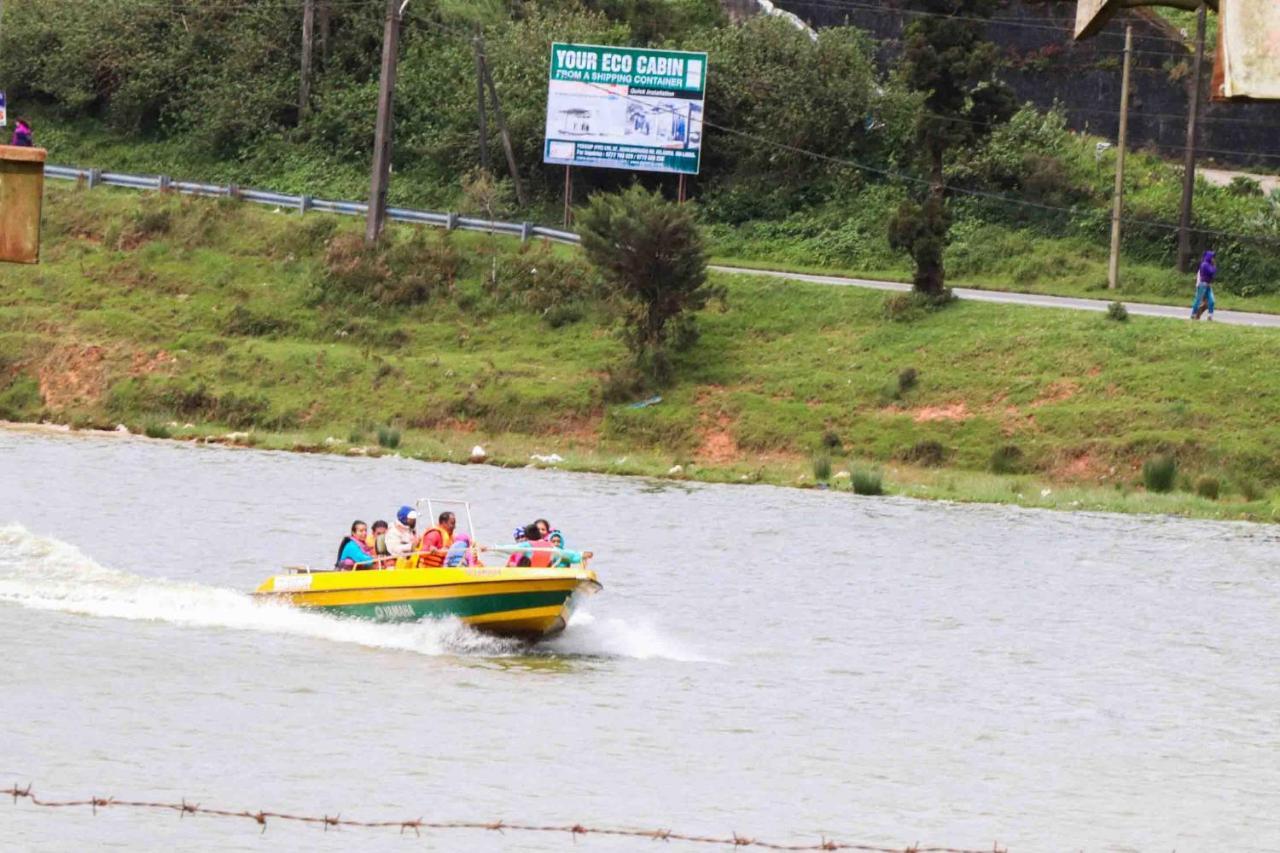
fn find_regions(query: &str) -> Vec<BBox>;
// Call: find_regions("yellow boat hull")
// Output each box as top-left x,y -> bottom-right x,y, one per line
253,566 -> 601,640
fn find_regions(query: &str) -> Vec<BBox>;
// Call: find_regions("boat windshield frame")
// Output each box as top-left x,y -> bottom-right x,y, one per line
417,497 -> 479,550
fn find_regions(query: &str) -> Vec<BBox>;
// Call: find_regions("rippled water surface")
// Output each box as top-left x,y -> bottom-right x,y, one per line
2,428 -> 1279,851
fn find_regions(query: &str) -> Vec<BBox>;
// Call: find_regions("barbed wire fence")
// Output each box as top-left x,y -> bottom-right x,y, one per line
5,785 -> 1006,852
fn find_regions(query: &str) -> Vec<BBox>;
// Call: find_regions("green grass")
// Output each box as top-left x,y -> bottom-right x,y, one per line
6,184 -> 1280,522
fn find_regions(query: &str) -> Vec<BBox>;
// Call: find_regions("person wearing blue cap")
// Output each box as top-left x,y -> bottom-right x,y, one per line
384,505 -> 419,564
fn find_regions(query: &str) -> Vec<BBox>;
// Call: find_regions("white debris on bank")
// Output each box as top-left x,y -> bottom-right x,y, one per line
530,453 -> 564,465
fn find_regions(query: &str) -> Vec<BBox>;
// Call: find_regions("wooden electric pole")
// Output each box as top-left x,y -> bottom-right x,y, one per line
1177,2 -> 1207,273
477,39 -> 528,208
318,0 -> 331,65
473,36 -> 490,173
365,0 -> 402,245
300,0 -> 315,119
1108,23 -> 1133,291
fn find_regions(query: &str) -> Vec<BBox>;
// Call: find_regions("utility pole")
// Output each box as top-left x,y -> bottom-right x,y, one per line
477,40 -> 528,208
318,0 -> 331,65
473,36 -> 490,173
1108,23 -> 1133,291
1176,2 -> 1207,272
365,0 -> 403,245
299,0 -> 315,120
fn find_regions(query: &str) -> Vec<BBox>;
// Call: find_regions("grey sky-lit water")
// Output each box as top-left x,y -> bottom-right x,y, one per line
2,427 -> 1279,851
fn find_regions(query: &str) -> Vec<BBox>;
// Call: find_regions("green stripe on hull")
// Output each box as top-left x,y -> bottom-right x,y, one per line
318,589 -> 572,622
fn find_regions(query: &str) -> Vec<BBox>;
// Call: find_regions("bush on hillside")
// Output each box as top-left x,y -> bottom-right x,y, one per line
989,444 -> 1026,474
318,230 -> 460,307
1194,475 -> 1220,500
900,439 -> 949,467
851,468 -> 885,495
578,186 -> 720,382
487,241 -> 601,324
1142,454 -> 1177,493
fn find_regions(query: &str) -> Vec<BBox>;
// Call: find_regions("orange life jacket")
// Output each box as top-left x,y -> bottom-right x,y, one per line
418,526 -> 454,568
527,538 -> 555,568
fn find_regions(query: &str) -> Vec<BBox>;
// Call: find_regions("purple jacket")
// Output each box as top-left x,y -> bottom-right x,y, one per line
1197,251 -> 1216,286
10,123 -> 33,147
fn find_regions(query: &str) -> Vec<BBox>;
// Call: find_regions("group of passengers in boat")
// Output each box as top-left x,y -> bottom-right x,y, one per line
334,506 -> 591,570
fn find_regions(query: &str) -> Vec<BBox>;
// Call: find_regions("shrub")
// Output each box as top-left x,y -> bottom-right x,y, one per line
143,421 -> 172,439
990,444 -> 1026,474
223,304 -> 293,338
318,230 -> 460,307
1194,476 -> 1220,500
882,290 -> 953,322
898,367 -> 919,393
578,185 -> 720,383
1142,454 -> 1177,493
1106,301 -> 1129,322
376,425 -> 401,449
0,375 -> 42,420
820,429 -> 843,451
900,439 -> 948,467
812,452 -> 832,483
851,468 -> 885,495
1228,175 -> 1263,197
1238,478 -> 1264,502
488,241 -> 600,322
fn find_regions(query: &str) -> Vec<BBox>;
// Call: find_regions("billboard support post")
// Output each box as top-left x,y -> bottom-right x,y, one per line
563,166 -> 573,228
1108,24 -> 1133,290
1177,2 -> 1207,273
678,174 -> 687,204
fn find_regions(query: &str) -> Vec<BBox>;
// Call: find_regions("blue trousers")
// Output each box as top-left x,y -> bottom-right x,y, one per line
1191,284 -> 1214,318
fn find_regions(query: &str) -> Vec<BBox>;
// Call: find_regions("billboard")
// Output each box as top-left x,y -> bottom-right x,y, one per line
543,42 -> 707,175
0,91 -> 6,128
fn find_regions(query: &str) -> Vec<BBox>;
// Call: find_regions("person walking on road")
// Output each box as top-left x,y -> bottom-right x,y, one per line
9,118 -> 33,147
1191,250 -> 1217,321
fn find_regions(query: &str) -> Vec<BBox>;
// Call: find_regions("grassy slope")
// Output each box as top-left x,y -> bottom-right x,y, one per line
4,185 -> 1280,522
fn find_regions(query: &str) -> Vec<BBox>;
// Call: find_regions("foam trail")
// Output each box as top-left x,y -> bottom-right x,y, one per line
0,524 -> 517,656
545,611 -> 718,663
0,524 -> 709,662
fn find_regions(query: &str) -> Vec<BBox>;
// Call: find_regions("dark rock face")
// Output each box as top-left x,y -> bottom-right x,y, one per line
773,0 -> 1280,169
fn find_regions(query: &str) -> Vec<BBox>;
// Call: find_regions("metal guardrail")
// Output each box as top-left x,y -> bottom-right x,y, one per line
42,164 -> 582,245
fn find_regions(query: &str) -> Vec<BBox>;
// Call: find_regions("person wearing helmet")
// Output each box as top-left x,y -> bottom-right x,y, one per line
385,505 -> 419,567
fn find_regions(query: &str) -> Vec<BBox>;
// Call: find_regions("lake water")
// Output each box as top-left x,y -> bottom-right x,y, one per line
2,427 -> 1278,851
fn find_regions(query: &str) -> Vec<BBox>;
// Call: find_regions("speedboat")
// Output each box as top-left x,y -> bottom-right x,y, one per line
253,564 -> 600,639
253,499 -> 602,640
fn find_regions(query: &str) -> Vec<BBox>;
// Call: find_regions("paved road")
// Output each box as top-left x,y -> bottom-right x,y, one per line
710,265 -> 1280,328
1199,167 -> 1280,197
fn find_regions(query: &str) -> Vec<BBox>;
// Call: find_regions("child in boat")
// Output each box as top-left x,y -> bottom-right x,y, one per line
443,533 -> 477,567
548,530 -> 591,567
335,520 -> 376,569
366,520 -> 392,568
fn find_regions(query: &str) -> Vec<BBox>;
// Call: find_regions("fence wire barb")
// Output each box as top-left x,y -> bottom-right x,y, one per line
5,785 -> 1007,852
